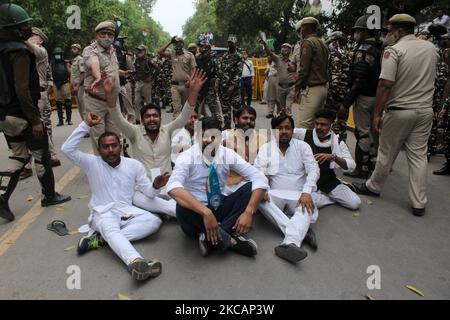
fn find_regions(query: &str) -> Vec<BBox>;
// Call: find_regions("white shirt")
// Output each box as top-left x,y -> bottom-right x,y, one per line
293,128 -> 356,172
62,122 -> 158,217
171,127 -> 195,163
433,15 -> 450,30
167,144 -> 269,205
254,138 -> 319,197
242,59 -> 255,78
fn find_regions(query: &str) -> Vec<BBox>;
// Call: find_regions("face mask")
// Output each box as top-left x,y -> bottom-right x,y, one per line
175,47 -> 183,55
281,48 -> 290,56
385,32 -> 399,46
353,31 -> 361,43
54,54 -> 62,60
98,38 -> 113,49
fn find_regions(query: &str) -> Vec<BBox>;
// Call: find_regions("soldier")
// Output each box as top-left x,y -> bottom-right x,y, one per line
70,43 -> 86,121
82,20 -> 121,154
260,40 -> 295,116
159,36 -> 197,118
338,15 -> 383,178
196,38 -> 222,123
134,44 -> 156,123
26,27 -> 61,167
217,35 -> 244,129
325,31 -> 352,141
114,36 -> 136,124
428,36 -> 449,159
0,3 -> 71,222
159,54 -> 173,111
51,47 -> 72,126
294,17 -> 329,129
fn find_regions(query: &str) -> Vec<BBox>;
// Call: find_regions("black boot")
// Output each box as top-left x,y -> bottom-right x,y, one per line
56,101 -> 64,126
344,145 -> 370,179
0,160 -> 27,221
64,99 -> 73,125
433,163 -> 450,175
37,157 -> 71,207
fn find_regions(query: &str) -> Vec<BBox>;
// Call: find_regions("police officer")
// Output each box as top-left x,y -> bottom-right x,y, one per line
82,20 -> 121,154
51,47 -> 72,126
294,17 -> 329,129
159,36 -> 197,118
338,15 -> 383,178
115,36 -> 136,123
217,35 -> 244,129
0,3 -> 71,221
187,43 -> 198,57
134,44 -> 156,122
195,38 -> 222,123
70,43 -> 86,121
353,14 -> 439,217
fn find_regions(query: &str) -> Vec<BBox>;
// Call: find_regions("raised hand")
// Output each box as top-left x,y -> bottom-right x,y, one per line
85,112 -> 102,127
186,68 -> 208,94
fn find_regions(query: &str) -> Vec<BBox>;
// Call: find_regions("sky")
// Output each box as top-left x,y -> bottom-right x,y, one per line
151,0 -> 196,37
150,0 -> 333,37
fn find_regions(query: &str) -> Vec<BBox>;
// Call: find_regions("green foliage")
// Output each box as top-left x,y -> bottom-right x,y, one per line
7,0 -> 169,56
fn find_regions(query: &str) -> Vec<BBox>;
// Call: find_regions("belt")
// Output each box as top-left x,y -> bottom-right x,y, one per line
171,81 -> 186,85
87,91 -> 107,102
279,82 -> 294,88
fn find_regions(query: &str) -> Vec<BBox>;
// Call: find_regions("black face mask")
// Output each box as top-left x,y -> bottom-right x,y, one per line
175,47 -> 183,55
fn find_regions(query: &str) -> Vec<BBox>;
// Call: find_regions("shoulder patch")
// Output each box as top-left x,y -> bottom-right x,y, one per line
383,51 -> 390,59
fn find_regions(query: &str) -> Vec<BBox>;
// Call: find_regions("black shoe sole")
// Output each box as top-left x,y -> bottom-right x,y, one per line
275,246 -> 308,263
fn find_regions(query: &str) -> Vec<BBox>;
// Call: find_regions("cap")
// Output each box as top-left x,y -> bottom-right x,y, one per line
188,43 -> 197,50
295,17 -> 320,30
281,43 -> 292,48
136,44 -> 148,51
388,14 -> 416,25
31,27 -> 48,43
71,43 -> 81,50
95,21 -> 115,33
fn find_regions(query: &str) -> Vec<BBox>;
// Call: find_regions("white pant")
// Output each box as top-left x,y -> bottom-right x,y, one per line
312,184 -> 361,211
132,191 -> 177,218
91,209 -> 162,266
258,193 -> 319,247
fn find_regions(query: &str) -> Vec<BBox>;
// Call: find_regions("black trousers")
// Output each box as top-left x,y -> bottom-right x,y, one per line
240,77 -> 253,107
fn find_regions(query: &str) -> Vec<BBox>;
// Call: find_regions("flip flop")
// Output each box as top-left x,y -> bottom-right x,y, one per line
47,220 -> 69,236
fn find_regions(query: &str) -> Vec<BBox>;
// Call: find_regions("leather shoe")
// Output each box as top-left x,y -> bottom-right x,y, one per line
352,182 -> 380,197
412,207 -> 425,217
41,193 -> 71,207
433,163 -> 450,175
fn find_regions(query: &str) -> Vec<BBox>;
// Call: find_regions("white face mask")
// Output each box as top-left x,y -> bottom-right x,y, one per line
98,38 -> 113,49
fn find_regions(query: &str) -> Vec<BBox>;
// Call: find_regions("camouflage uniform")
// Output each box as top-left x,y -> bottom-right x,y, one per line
428,49 -> 449,157
217,51 -> 243,129
151,57 -> 163,106
196,49 -> 222,123
159,57 -> 173,109
442,96 -> 450,162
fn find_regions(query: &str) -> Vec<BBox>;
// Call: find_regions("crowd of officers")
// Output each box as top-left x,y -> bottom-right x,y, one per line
1,2 -> 449,223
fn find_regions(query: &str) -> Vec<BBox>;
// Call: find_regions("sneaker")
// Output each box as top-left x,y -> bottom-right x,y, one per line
77,231 -> 104,255
127,258 -> 162,281
41,192 -> 71,207
198,233 -> 212,257
230,235 -> 257,257
274,243 -> 308,263
0,196 -> 15,222
19,168 -> 33,181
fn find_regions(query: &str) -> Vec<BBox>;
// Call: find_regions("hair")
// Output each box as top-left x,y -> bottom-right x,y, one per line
200,117 -> 222,131
271,114 -> 295,130
389,22 -> 415,35
315,108 -> 336,122
140,103 -> 161,119
98,131 -> 121,147
234,106 -> 257,121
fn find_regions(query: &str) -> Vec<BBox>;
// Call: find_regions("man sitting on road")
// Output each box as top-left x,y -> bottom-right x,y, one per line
62,112 -> 167,281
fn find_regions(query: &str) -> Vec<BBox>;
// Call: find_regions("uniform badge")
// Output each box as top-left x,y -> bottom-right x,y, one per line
384,51 -> 390,59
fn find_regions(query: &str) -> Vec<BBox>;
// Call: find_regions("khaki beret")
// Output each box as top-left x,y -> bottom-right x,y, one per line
188,43 -> 197,49
136,44 -> 148,51
95,21 -> 115,33
388,14 -> 416,25
71,43 -> 81,50
31,27 -> 48,43
295,17 -> 320,30
281,43 -> 292,48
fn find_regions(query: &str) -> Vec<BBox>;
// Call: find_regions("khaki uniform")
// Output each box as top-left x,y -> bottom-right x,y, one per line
170,50 -> 196,118
82,41 -> 120,154
266,62 -> 280,115
272,54 -> 295,115
71,54 -> 86,120
366,35 -> 439,209
295,35 -> 329,128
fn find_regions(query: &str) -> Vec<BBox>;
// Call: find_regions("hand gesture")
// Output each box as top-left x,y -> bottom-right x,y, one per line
186,68 -> 208,94
297,193 -> 315,215
314,153 -> 333,165
152,172 -> 170,189
85,112 -> 102,127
